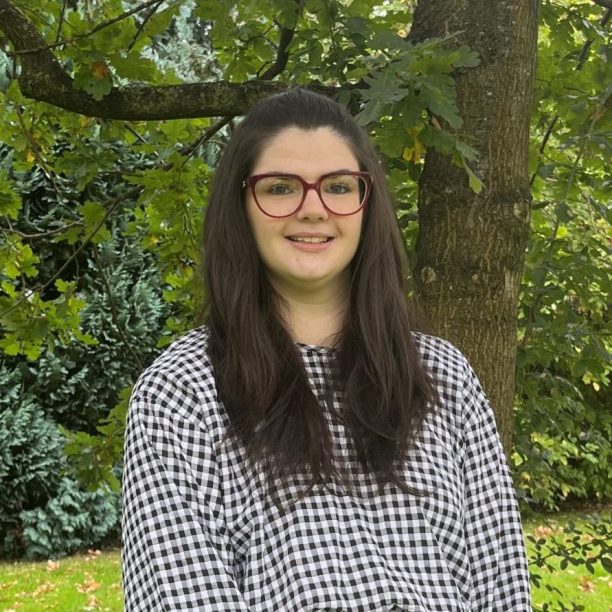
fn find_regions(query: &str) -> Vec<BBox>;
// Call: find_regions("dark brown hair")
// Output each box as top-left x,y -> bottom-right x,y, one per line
203,88 -> 435,506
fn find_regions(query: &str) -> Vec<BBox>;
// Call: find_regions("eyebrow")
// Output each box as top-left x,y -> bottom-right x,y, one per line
254,168 -> 358,176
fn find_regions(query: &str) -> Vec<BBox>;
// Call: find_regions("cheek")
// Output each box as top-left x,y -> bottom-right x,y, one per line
348,214 -> 364,244
246,198 -> 266,242
245,199 -> 283,259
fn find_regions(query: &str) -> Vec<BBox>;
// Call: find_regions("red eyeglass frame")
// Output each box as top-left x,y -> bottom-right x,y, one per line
242,171 -> 372,218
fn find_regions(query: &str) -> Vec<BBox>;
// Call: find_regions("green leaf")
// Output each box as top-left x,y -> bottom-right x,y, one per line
0,168 -> 21,218
451,46 -> 480,69
345,16 -> 370,38
420,124 -> 455,154
73,60 -> 114,102
356,71 -> 410,124
418,77 -> 463,128
81,201 -> 111,244
369,31 -> 410,52
465,163 -> 484,194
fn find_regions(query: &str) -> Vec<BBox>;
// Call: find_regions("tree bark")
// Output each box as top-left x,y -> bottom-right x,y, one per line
410,0 -> 539,452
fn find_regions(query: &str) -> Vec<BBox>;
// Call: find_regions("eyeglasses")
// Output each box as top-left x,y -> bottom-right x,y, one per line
242,171 -> 372,218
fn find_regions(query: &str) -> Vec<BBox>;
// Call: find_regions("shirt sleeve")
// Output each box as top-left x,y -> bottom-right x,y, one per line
121,394 -> 250,611
461,363 -> 532,611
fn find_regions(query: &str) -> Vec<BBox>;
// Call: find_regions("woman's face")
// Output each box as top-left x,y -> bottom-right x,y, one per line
245,127 -> 364,299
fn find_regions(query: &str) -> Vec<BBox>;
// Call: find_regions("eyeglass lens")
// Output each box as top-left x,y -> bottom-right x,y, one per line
253,174 -> 367,216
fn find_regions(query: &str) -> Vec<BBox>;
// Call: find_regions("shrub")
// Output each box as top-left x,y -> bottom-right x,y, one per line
24,238 -> 169,433
0,398 -> 120,559
20,478 -> 120,560
0,400 -> 64,557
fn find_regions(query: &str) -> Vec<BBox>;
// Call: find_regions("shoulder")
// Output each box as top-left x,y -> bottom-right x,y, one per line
410,332 -> 486,435
130,326 -> 216,419
411,331 -> 471,391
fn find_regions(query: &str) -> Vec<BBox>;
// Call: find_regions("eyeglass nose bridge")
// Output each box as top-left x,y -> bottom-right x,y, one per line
295,176 -> 328,212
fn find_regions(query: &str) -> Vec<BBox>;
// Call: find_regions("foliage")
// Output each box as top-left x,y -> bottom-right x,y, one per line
20,478 -> 120,560
0,120 -> 171,461
513,0 -> 611,510
0,0 -> 484,360
0,0 -> 488,502
0,0 -> 608,570
526,511 -> 612,611
0,401 -> 64,557
0,392 -> 121,559
26,235 -> 169,431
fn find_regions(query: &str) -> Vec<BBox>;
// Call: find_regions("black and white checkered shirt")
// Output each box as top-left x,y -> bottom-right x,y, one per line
122,327 -> 531,611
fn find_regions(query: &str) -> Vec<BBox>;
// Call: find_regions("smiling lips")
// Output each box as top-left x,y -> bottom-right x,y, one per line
286,234 -> 333,243
285,232 -> 334,244
286,234 -> 335,251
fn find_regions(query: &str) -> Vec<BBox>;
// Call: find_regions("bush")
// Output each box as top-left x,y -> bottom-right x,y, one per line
20,478 -> 120,560
21,237 -> 169,433
513,368 -> 611,509
0,400 -> 64,556
0,400 -> 120,559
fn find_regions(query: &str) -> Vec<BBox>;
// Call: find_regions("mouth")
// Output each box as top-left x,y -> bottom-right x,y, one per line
286,236 -> 334,244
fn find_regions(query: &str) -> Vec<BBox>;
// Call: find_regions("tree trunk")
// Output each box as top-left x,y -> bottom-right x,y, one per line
410,0 -> 539,452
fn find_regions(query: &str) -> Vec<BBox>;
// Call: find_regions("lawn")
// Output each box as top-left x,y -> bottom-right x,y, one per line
0,549 -> 122,611
524,508 -> 611,612
0,510 -> 609,611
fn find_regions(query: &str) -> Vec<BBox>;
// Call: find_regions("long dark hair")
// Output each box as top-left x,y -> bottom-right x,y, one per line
203,88 -> 436,506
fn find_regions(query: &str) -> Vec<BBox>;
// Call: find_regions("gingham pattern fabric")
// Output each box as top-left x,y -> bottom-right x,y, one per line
122,327 -> 531,611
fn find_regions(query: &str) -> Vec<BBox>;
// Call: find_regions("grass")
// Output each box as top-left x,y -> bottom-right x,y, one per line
0,549 -> 122,611
524,507 -> 611,612
0,509 -> 609,611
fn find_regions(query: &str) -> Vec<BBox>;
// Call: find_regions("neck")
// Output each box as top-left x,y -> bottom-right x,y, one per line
270,277 -> 349,347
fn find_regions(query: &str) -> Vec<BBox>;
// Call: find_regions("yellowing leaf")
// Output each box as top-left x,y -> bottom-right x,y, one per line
532,525 -> 554,539
77,573 -> 101,593
91,61 -> 110,80
578,576 -> 596,593
401,128 -> 426,163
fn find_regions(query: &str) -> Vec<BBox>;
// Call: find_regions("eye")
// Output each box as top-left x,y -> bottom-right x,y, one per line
258,176 -> 301,196
322,175 -> 358,195
269,183 -> 294,195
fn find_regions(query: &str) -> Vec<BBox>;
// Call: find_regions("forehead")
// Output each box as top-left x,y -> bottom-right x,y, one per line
251,127 -> 359,176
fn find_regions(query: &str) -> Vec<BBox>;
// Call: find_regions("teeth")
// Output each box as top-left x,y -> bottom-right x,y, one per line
289,236 -> 330,243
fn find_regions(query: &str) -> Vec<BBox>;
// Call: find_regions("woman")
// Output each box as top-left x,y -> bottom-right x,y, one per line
122,89 -> 531,611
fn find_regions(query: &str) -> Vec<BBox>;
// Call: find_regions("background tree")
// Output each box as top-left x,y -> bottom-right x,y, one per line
0,0 -> 538,449
514,0 -> 611,509
0,0 -> 609,528
409,1 -> 538,448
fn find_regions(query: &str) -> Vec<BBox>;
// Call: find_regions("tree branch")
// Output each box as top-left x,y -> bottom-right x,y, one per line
0,220 -> 82,240
179,116 -> 233,158
530,115 -> 558,187
0,0 -> 335,120
10,0 -> 165,55
55,0 -> 68,43
259,9 -> 300,80
591,0 -> 612,10
127,0 -> 165,53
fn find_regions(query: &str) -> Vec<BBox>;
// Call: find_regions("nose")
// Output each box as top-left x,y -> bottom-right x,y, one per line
296,185 -> 328,221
